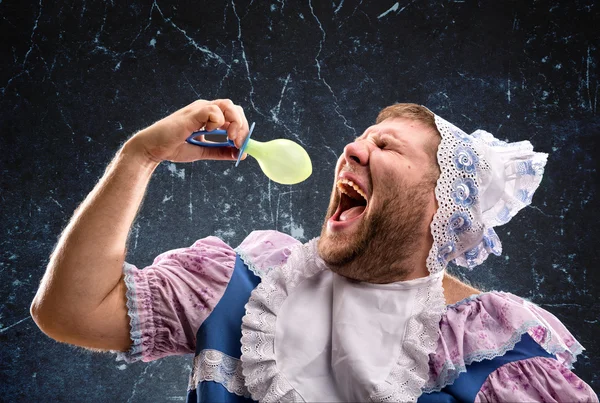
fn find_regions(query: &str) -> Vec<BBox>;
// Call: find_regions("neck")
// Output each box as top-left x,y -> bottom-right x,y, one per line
378,229 -> 433,282
382,256 -> 429,282
442,273 -> 480,304
332,254 -> 430,284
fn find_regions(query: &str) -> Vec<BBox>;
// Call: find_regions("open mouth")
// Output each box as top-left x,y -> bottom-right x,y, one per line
332,179 -> 368,223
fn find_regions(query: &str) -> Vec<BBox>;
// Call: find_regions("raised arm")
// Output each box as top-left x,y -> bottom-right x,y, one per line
30,99 -> 249,351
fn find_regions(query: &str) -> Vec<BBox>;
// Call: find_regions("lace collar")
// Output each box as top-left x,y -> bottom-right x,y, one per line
240,238 -> 446,402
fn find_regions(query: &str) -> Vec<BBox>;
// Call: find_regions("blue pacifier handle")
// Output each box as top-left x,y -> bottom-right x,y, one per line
186,122 -> 255,167
186,130 -> 233,147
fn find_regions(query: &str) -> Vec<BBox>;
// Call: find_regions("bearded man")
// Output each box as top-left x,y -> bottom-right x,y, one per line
31,100 -> 597,402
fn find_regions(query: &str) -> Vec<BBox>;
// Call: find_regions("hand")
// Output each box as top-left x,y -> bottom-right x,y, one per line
124,99 -> 250,164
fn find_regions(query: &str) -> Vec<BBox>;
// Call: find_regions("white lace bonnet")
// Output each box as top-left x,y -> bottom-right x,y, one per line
426,112 -> 548,274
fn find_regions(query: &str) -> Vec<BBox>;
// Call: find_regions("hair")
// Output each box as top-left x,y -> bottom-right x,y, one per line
376,103 -> 441,184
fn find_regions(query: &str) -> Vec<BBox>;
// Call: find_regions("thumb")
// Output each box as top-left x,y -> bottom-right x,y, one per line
195,145 -> 239,161
169,143 -> 238,163
231,149 -> 248,161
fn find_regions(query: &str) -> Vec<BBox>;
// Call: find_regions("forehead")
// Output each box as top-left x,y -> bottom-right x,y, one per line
359,117 -> 437,146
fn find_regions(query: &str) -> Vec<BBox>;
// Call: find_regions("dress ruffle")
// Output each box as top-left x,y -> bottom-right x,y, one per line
370,272 -> 446,402
188,349 -> 250,398
474,357 -> 598,402
116,262 -> 154,363
240,240 -> 320,402
424,291 -> 584,392
116,237 -> 237,363
235,230 -> 299,278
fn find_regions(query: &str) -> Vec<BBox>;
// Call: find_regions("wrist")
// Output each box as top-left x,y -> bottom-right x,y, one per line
121,137 -> 162,170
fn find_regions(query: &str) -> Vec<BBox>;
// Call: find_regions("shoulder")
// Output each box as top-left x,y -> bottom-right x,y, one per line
442,273 -> 480,305
235,230 -> 302,278
426,291 -> 585,392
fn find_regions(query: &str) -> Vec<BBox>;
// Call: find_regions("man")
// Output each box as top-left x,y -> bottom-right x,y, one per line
31,99 -> 597,402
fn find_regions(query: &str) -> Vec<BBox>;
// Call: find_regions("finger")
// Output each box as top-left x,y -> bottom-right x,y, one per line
189,99 -> 210,107
184,103 -> 225,131
182,100 -> 210,129
211,99 -> 244,145
205,146 -> 239,161
225,119 -> 242,147
176,143 -> 238,162
236,105 -> 250,144
192,104 -> 224,132
223,105 -> 242,146
211,98 -> 236,111
224,106 -> 247,149
183,99 -> 210,115
231,149 -> 248,161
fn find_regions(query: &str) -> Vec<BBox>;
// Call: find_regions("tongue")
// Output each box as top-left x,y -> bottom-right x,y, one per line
339,206 -> 365,221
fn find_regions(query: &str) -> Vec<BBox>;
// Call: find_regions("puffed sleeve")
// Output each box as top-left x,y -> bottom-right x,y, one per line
474,357 -> 598,402
235,229 -> 300,277
116,236 -> 237,363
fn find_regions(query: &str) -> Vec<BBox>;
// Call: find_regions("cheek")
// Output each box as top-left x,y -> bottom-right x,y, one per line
372,163 -> 404,189
369,170 -> 402,210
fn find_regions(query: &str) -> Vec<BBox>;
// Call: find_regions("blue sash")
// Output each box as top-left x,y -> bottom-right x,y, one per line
187,254 -> 259,403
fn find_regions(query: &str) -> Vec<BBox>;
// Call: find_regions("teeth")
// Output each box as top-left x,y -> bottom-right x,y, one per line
336,179 -> 367,201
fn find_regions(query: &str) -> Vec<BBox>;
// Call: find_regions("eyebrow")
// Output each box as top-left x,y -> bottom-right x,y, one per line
353,132 -> 367,142
355,130 -> 402,143
354,129 -> 378,142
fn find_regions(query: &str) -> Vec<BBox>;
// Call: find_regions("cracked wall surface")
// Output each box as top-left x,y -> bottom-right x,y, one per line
0,0 -> 598,400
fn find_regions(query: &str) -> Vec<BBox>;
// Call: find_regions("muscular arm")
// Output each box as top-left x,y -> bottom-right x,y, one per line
30,99 -> 249,351
31,147 -> 158,351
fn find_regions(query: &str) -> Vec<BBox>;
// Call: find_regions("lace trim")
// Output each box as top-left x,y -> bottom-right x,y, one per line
188,349 -> 250,398
428,116 -> 488,274
235,248 -> 271,278
241,238 -> 446,402
546,341 -> 584,365
115,262 -> 149,363
240,240 -> 320,402
428,115 -> 548,272
371,273 -> 446,402
526,304 -> 584,369
476,136 -> 548,230
423,320 -> 541,393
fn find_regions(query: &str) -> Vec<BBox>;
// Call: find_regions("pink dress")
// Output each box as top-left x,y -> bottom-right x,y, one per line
117,230 -> 597,402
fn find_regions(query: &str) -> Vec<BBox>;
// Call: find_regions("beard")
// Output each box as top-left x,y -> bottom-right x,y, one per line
317,177 -> 433,283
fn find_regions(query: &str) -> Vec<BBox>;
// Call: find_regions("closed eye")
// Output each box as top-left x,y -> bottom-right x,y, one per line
357,132 -> 400,152
373,133 -> 396,150
374,137 -> 388,149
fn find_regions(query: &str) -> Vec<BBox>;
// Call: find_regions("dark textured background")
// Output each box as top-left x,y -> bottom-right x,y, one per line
1,0 -> 598,401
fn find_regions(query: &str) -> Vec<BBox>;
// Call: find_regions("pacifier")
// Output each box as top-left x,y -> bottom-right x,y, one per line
186,122 -> 312,185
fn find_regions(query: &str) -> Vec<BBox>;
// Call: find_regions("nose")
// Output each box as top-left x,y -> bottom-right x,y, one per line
343,140 -> 370,166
